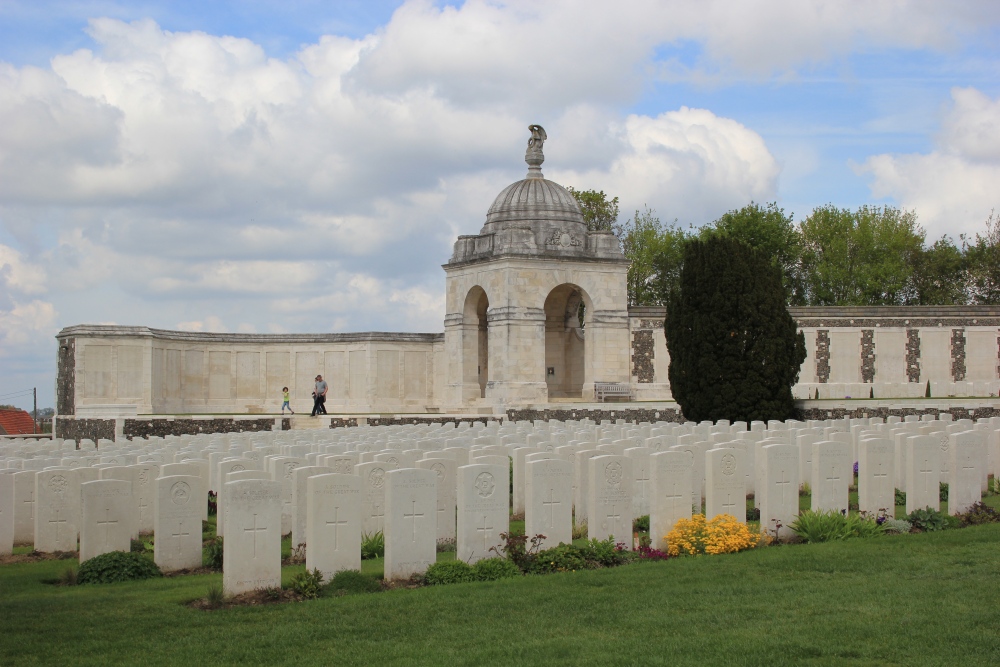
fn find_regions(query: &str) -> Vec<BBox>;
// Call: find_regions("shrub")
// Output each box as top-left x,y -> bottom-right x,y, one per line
436,537 -> 456,553
634,544 -> 671,561
881,518 -> 913,534
572,522 -> 587,540
799,482 -> 811,497
424,560 -> 476,585
329,570 -> 382,595
790,510 -> 851,543
207,490 -> 218,516
204,536 -> 224,570
956,501 -> 1000,526
666,514 -> 763,556
78,551 -> 162,584
939,483 -> 949,502
472,558 -> 521,581
577,537 -> 633,567
907,507 -> 950,532
361,531 -> 384,560
747,506 -> 761,521
527,543 -> 590,574
895,488 -> 906,506
130,538 -> 152,554
489,531 -> 545,572
790,510 -> 886,542
633,515 -> 650,533
290,568 -> 325,599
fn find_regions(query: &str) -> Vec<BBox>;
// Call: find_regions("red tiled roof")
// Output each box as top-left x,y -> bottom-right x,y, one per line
0,409 -> 35,435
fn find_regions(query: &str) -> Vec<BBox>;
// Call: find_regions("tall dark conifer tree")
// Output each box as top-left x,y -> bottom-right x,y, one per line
665,236 -> 806,422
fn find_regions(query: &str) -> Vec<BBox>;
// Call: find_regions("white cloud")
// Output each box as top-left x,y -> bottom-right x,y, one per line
0,299 -> 57,351
555,108 -> 779,224
859,87 -> 1000,238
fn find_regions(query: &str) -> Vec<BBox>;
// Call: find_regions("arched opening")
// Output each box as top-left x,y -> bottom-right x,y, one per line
463,286 -> 490,399
543,284 -> 589,398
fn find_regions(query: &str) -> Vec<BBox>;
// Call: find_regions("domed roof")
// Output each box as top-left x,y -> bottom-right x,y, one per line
485,177 -> 586,228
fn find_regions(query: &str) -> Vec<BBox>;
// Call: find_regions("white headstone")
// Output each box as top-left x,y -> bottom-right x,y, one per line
384,468 -> 437,580
0,473 -> 13,556
624,447 -> 651,519
355,461 -> 388,537
223,479 -> 283,595
80,479 -> 133,562
306,473 -> 362,580
759,444 -> 799,539
524,458 -> 573,549
417,458 -> 458,544
705,447 -> 746,522
457,463 -> 508,564
154,474 -> 204,571
650,451 -> 693,550
949,431 -> 984,515
587,455 -> 633,548
291,466 -> 333,548
12,470 -> 35,544
858,438 -> 894,515
905,435 -> 940,513
810,441 -> 850,514
34,469 -> 79,552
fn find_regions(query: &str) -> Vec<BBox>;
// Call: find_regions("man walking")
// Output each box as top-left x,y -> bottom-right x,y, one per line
311,374 -> 329,416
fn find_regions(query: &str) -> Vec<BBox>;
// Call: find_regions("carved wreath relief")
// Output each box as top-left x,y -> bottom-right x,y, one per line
369,468 -> 385,489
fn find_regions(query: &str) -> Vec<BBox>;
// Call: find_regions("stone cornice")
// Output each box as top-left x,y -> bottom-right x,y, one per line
56,325 -> 444,345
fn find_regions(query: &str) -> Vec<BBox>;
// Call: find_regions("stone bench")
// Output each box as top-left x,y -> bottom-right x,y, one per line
595,382 -> 633,403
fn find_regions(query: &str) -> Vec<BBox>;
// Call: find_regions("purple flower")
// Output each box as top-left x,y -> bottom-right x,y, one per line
853,461 -> 859,475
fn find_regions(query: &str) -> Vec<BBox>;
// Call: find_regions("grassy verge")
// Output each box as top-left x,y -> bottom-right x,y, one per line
3,523 -> 1000,665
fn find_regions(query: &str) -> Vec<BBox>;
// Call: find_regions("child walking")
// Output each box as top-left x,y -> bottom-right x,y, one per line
281,387 -> 294,415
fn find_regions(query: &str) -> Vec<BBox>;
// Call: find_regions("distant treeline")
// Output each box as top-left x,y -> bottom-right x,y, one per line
570,190 -> 1000,307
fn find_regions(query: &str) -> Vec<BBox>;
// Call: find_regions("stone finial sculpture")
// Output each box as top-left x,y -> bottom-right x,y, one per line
525,124 -> 547,177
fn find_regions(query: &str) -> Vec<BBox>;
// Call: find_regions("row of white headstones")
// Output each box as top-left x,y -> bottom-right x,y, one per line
1,414 -> 996,594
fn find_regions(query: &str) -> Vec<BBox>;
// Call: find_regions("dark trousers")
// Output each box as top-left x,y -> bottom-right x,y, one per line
311,394 -> 327,416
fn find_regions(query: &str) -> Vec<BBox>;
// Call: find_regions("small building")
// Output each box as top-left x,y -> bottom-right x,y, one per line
0,409 -> 36,435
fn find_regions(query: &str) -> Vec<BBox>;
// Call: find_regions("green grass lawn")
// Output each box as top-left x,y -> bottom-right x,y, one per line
3,520 -> 1000,666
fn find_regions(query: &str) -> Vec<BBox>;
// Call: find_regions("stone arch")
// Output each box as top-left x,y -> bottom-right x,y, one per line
463,286 -> 490,398
543,283 -> 592,398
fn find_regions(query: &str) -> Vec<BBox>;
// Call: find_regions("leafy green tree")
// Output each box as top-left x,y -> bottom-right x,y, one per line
567,187 -> 619,232
665,236 -> 806,422
613,207 -> 690,306
799,205 -> 924,305
907,236 -> 968,305
964,210 -> 1000,304
700,202 -> 804,303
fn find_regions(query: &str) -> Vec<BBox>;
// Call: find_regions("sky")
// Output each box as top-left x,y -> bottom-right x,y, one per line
1,0 -> 1000,411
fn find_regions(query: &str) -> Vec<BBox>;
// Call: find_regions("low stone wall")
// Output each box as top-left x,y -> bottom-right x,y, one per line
359,416 -> 499,428
55,417 -> 115,442
506,406 -> 685,423
798,405 -> 999,421
122,418 -> 281,439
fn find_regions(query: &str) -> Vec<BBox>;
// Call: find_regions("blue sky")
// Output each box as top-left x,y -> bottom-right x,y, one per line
1,0 -> 999,410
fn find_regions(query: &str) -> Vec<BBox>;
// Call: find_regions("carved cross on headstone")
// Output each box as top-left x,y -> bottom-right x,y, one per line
635,466 -> 650,498
138,498 -> 149,523
403,500 -> 423,542
49,508 -> 67,542
244,513 -> 267,559
874,460 -> 889,500
171,519 -> 190,548
24,491 -> 34,520
97,508 -> 118,546
721,493 -> 737,515
477,514 -> 494,553
607,504 -> 621,527
665,480 -> 684,504
776,468 -> 792,507
325,506 -> 349,550
918,458 -> 934,495
543,488 -> 560,526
